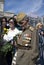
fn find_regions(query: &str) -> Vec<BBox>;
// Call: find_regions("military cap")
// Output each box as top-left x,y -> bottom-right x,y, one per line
17,12 -> 27,22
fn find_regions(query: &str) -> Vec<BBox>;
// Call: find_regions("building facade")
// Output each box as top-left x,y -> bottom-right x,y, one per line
0,0 -> 14,17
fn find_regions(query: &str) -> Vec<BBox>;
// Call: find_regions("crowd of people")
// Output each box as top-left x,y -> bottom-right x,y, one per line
0,12 -> 44,65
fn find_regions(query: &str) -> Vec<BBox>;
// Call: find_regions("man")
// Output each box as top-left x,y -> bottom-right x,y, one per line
12,13 -> 39,65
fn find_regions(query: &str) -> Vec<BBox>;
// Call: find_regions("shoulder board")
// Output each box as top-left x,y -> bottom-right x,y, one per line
29,26 -> 34,31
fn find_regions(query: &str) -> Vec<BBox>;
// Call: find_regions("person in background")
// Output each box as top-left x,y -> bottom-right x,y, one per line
36,23 -> 43,45
1,17 -> 9,35
36,22 -> 44,65
13,15 -> 17,20
1,17 -> 10,46
13,14 -> 22,30
0,17 -> 9,65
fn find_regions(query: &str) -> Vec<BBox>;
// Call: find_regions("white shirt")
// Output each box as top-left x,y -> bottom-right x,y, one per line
3,28 -> 22,41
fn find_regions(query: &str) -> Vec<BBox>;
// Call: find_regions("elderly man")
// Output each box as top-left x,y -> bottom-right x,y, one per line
12,13 -> 39,65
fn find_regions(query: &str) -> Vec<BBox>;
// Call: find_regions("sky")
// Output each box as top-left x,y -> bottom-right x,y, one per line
4,0 -> 44,17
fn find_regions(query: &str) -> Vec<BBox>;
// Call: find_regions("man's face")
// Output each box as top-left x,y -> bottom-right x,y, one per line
20,20 -> 27,27
18,20 -> 27,30
9,19 -> 14,28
